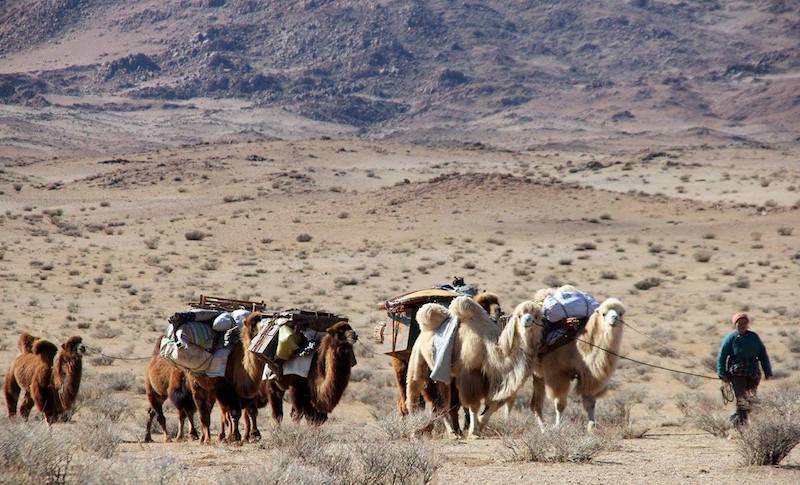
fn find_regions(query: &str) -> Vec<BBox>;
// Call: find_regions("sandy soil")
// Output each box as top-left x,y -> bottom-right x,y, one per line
1,139 -> 798,483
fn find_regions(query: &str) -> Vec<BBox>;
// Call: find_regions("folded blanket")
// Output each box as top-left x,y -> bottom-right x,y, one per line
430,316 -> 458,383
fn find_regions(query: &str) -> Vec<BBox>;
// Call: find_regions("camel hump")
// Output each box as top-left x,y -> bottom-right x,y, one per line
415,303 -> 450,331
17,332 -> 39,354
448,295 -> 485,321
33,339 -> 59,363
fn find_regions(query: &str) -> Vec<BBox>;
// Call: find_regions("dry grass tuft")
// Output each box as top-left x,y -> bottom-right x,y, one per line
501,421 -> 611,463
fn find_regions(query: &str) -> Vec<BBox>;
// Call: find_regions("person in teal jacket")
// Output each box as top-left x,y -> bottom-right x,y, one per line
716,312 -> 772,426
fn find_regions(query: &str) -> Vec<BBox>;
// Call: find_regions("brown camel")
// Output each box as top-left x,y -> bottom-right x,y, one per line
5,333 -> 85,423
389,292 -> 503,435
144,340 -> 199,442
267,321 -> 358,425
188,312 -> 267,444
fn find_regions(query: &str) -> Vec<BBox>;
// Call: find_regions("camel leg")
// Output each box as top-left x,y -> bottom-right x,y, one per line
187,410 -> 199,440
217,407 -> 228,442
268,384 -> 284,425
147,393 -> 170,442
176,408 -> 187,441
476,401 -> 503,434
391,357 -> 410,416
529,375 -> 547,430
466,406 -> 482,439
4,372 -> 20,417
582,394 -> 597,431
19,392 -> 35,420
242,407 -> 252,441
553,393 -> 569,428
145,408 -> 156,443
503,392 -> 516,419
448,381 -> 462,436
427,381 -> 456,438
247,404 -> 261,441
191,382 -> 214,445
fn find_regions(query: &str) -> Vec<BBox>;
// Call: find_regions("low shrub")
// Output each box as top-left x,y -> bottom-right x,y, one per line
501,421 -> 610,463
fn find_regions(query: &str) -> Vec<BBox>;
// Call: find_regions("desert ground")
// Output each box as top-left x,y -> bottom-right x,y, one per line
1,138 -> 799,483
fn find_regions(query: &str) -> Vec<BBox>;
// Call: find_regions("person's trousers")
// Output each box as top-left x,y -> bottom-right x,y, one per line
730,374 -> 760,426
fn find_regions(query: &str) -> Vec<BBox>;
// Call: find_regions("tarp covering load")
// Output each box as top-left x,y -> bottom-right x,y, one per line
540,289 -> 599,355
249,309 -> 348,378
159,295 -> 266,374
374,277 -> 479,359
542,290 -> 599,323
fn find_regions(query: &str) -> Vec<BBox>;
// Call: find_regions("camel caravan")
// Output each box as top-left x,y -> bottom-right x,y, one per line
5,280 -> 626,445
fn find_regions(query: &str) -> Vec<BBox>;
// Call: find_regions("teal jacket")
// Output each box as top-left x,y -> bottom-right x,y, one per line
716,330 -> 772,379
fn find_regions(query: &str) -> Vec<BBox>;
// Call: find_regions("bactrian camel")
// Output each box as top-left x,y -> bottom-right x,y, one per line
407,296 -> 544,438
5,333 -> 85,424
390,291 -> 503,435
530,297 -> 626,430
144,339 -> 199,442
267,321 -> 358,425
188,312 -> 267,444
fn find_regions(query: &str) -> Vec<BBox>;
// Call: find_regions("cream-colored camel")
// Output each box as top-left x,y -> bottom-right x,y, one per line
406,296 -> 544,438
530,297 -> 626,430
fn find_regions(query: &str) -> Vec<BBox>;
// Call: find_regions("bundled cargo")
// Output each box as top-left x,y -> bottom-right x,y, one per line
374,277 -> 480,359
249,309 -> 348,374
159,295 -> 265,374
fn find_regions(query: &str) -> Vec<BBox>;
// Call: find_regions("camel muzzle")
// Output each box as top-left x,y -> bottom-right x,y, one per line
345,331 -> 358,345
78,344 -> 87,355
604,310 -> 622,327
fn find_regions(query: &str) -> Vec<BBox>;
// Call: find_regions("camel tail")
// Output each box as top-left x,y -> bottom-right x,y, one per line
448,295 -> 485,322
415,303 -> 450,332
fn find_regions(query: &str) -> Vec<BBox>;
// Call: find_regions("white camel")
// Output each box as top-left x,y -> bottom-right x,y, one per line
530,296 -> 626,430
406,296 -> 545,438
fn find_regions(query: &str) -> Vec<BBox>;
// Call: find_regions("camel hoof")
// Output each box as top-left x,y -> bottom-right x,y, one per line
144,435 -> 153,443
466,434 -> 482,441
587,421 -> 597,432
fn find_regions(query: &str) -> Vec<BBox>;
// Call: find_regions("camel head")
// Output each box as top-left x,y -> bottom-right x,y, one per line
327,321 -> 358,348
512,300 -> 545,337
241,312 -> 262,341
474,292 -> 504,325
596,298 -> 625,328
416,302 -> 451,332
62,336 -> 86,357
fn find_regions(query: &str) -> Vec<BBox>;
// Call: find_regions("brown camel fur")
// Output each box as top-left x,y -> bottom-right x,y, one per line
407,297 -> 544,438
268,321 -> 358,425
144,340 -> 199,442
188,312 -> 266,444
530,297 -> 626,430
5,334 -> 85,423
389,292 -> 503,435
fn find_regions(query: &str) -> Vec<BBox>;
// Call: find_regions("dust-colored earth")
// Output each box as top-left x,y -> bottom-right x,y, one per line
1,139 -> 798,483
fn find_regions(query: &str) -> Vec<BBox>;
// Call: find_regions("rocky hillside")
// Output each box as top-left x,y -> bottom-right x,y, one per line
1,0 -> 798,142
